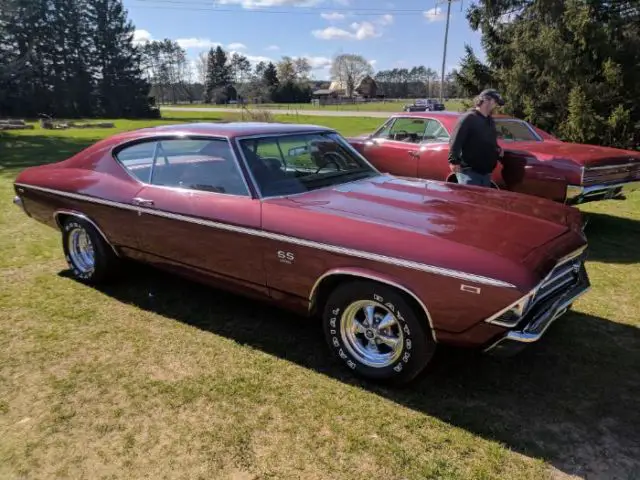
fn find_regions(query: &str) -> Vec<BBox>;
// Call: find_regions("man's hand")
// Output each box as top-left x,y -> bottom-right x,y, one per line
449,163 -> 462,173
497,146 -> 504,158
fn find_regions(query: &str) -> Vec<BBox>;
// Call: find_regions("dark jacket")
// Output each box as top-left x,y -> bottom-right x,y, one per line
448,110 -> 500,175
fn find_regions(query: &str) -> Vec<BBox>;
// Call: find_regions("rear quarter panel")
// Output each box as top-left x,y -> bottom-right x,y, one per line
14,145 -> 144,249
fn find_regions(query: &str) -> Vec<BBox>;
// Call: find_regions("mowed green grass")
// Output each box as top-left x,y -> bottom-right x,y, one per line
166,99 -> 467,113
1,112 -> 639,479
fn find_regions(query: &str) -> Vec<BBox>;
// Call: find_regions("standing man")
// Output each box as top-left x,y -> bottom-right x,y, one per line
448,89 -> 505,187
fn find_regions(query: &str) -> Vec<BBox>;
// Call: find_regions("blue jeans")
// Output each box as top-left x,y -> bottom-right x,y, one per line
456,168 -> 492,187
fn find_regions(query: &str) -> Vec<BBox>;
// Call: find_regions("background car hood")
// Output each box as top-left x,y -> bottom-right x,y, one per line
287,175 -> 574,263
505,141 -> 640,167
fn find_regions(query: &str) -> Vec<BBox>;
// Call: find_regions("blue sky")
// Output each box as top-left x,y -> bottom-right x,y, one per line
124,0 -> 484,79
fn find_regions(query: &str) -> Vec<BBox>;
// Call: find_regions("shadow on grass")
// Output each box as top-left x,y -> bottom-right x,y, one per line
61,262 -> 640,480
583,210 -> 640,264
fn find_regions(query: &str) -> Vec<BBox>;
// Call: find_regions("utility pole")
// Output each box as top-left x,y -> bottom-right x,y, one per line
437,0 -> 461,103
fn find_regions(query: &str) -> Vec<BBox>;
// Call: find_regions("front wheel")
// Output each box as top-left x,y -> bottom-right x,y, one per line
61,217 -> 120,284
322,280 -> 436,384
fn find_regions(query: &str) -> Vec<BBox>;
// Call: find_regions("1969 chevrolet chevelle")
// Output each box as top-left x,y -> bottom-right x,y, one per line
348,112 -> 640,205
13,122 -> 591,384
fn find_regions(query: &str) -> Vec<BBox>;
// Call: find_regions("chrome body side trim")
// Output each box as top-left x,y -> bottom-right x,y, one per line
566,180 -> 640,204
585,161 -> 638,171
309,269 -> 437,342
53,209 -> 121,257
15,183 -> 516,288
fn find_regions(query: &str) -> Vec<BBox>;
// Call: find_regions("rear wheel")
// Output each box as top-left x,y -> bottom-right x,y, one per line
61,217 -> 119,284
322,280 -> 435,384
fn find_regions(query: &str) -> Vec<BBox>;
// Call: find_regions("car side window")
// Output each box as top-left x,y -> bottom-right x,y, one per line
422,119 -> 450,143
383,118 -> 427,143
494,120 -> 541,142
115,138 -> 250,196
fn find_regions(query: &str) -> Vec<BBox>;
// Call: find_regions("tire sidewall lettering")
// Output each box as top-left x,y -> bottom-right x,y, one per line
328,290 -> 414,375
63,221 -> 96,281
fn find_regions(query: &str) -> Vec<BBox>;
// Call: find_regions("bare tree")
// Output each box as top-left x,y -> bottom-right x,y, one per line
276,56 -> 296,83
330,54 -> 373,98
195,51 -> 207,85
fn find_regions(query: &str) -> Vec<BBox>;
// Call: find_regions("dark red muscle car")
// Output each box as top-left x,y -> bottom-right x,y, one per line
13,122 -> 591,384
348,112 -> 640,204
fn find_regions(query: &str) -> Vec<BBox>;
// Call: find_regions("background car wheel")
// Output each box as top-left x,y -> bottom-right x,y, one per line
322,280 -> 436,384
61,217 -> 119,284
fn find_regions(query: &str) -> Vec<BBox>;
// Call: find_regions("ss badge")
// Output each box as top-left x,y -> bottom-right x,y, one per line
277,250 -> 295,264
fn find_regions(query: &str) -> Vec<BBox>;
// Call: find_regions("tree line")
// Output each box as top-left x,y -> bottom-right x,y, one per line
140,40 -> 316,105
0,0 -> 158,119
454,0 -> 640,149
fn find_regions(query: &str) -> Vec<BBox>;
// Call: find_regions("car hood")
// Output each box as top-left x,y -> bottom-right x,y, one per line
504,140 -> 640,167
286,175 -> 575,264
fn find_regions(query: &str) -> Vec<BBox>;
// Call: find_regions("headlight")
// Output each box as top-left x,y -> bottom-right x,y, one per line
485,293 -> 533,328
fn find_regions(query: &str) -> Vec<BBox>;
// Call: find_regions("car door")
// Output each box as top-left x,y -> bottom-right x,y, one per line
114,136 -> 268,297
359,117 -> 427,178
416,118 -> 453,181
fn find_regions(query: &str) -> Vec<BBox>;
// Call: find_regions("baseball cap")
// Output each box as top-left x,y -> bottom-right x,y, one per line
479,89 -> 505,106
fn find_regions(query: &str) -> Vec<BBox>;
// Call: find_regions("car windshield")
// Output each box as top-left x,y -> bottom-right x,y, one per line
238,131 -> 378,197
494,119 -> 541,142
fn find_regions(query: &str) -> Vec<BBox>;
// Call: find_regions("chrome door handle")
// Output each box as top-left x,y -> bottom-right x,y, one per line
132,197 -> 154,207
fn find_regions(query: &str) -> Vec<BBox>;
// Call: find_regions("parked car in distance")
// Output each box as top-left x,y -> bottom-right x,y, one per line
348,112 -> 640,204
13,121 -> 590,384
403,98 -> 445,112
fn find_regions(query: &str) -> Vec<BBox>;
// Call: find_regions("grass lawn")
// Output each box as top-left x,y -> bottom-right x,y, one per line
165,99 -> 467,113
1,113 -> 639,479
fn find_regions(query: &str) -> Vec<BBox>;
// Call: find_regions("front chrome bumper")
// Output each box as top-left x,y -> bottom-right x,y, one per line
13,195 -> 23,209
566,180 -> 640,205
483,265 -> 591,356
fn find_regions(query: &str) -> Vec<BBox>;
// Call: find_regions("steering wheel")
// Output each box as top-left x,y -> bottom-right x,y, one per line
392,130 -> 409,141
314,152 -> 343,174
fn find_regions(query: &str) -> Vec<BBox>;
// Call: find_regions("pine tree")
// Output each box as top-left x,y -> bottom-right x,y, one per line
263,62 -> 279,87
203,47 -> 216,103
87,0 -> 156,118
48,0 -> 94,116
203,46 -> 232,104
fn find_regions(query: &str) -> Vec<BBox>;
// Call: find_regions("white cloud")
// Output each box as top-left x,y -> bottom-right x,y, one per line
312,21 -> 380,40
266,45 -> 280,51
377,14 -> 393,26
227,42 -> 247,50
424,7 -> 446,22
215,0 -> 321,8
176,37 -> 220,49
133,29 -> 153,45
321,12 -> 346,21
299,55 -> 332,69
239,53 -> 274,64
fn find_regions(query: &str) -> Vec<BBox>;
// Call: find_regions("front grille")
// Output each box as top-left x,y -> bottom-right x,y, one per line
583,162 -> 640,186
525,249 -> 586,317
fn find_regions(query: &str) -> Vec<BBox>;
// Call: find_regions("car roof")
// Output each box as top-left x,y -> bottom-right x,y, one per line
392,111 -> 517,120
133,122 -> 336,138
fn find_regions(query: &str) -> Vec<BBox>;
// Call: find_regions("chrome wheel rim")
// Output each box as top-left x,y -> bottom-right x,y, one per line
340,300 -> 404,368
68,227 -> 95,274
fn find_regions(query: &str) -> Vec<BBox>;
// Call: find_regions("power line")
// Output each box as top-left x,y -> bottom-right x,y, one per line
129,0 -> 437,15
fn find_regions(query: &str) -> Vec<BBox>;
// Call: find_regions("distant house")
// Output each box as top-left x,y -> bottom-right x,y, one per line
312,76 -> 379,104
311,88 -> 339,106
